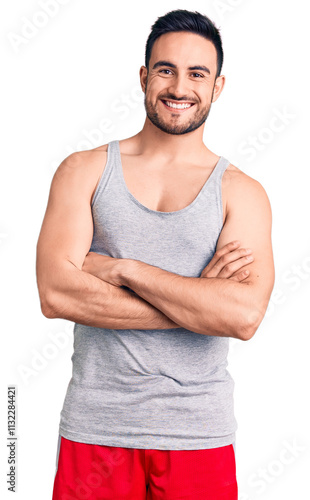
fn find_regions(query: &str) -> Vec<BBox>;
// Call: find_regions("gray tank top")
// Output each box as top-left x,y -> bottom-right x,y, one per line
58,139 -> 238,450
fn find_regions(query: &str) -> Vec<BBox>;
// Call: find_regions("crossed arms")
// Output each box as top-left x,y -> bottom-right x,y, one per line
36,150 -> 275,341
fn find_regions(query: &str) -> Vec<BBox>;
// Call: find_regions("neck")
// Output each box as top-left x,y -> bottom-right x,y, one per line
133,118 -> 208,162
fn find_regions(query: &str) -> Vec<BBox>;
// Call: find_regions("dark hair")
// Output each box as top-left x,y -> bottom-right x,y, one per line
145,10 -> 224,79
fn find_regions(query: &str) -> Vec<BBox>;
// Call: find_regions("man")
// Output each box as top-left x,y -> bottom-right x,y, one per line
36,9 -> 275,500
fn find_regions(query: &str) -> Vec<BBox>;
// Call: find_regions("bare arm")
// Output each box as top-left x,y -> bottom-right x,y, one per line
36,150 -> 180,329
86,174 -> 275,340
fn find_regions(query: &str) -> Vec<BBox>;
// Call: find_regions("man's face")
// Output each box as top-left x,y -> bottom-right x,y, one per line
142,31 -> 222,135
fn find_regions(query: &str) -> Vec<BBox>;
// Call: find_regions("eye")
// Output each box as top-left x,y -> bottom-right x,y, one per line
191,73 -> 203,78
159,69 -> 173,75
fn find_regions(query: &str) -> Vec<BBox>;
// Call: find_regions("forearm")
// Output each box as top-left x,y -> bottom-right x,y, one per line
120,260 -> 255,339
38,261 -> 180,330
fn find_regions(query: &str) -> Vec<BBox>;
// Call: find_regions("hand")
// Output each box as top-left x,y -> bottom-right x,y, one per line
82,252 -> 125,287
200,240 -> 254,281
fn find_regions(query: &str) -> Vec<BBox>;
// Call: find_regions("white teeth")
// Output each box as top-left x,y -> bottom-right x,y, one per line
164,100 -> 192,109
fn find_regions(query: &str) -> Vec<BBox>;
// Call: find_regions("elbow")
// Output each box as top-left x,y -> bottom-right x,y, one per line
239,324 -> 256,342
41,303 -> 58,319
38,289 -> 59,319
239,305 -> 265,341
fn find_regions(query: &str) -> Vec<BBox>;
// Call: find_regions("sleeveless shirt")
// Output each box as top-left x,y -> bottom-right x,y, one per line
58,139 -> 238,450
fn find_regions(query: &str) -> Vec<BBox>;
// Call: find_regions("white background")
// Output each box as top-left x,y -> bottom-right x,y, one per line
1,0 -> 309,498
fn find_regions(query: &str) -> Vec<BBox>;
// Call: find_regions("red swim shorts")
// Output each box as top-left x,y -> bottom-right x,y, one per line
52,436 -> 238,500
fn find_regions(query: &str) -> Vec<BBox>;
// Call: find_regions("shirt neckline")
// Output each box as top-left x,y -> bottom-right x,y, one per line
113,139 -> 225,216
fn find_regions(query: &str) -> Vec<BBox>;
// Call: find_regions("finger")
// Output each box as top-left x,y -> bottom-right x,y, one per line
213,240 -> 241,262
202,249 -> 253,278
215,255 -> 254,279
201,240 -> 241,274
228,269 -> 250,282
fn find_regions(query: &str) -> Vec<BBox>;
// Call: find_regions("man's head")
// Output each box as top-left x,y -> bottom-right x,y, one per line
145,10 -> 224,80
140,10 -> 225,135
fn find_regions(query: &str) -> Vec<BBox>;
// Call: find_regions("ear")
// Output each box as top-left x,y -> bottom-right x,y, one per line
139,66 -> 148,93
212,74 -> 225,103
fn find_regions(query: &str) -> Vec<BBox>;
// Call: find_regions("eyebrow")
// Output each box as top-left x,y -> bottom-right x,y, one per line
152,60 -> 211,75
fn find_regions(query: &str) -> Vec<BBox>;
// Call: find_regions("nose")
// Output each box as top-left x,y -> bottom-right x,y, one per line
167,72 -> 190,99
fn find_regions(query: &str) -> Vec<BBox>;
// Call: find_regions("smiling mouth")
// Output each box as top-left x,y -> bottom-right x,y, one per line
161,99 -> 196,111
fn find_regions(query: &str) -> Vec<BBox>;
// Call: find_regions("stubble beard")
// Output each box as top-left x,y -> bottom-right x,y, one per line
143,83 -> 213,136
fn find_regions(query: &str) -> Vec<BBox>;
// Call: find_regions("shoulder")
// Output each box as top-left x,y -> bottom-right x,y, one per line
52,144 -> 110,200
221,161 -> 272,226
218,162 -> 273,239
224,162 -> 272,215
58,143 -> 109,173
